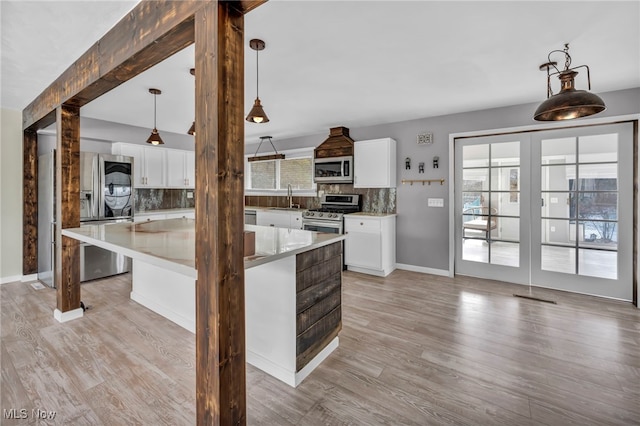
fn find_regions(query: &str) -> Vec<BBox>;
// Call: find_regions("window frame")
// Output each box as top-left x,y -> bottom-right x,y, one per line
245,147 -> 317,196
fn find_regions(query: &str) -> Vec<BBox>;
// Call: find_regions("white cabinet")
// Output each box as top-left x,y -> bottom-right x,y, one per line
185,151 -> 195,188
165,211 -> 195,219
256,210 -> 303,229
354,137 -> 397,188
134,213 -> 165,223
134,210 -> 195,222
112,143 -> 166,187
166,149 -> 195,188
344,214 -> 396,277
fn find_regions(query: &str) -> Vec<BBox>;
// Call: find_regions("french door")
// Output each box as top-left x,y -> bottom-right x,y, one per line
455,122 -> 634,301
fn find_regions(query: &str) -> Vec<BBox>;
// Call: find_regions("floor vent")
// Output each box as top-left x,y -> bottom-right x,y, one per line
513,294 -> 557,304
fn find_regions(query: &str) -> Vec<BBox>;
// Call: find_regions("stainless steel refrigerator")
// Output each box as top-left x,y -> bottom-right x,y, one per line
37,151 -> 134,287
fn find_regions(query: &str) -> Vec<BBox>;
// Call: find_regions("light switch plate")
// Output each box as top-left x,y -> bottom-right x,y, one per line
428,198 -> 444,207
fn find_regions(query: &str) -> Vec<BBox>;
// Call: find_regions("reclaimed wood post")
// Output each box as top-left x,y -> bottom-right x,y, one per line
23,129 -> 38,275
194,1 -> 248,423
55,104 -> 81,317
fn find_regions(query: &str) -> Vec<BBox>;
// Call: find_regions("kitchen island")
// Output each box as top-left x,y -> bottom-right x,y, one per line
62,219 -> 345,387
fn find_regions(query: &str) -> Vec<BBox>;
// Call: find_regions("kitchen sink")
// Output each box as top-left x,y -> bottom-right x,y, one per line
270,207 -> 304,211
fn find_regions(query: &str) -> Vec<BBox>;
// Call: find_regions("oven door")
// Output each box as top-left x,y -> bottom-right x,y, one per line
302,220 -> 343,234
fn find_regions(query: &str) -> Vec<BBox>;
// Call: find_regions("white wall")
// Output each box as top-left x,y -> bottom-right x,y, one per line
0,108 -> 23,283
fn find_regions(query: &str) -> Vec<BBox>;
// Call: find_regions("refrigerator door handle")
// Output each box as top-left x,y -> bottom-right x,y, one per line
98,155 -> 105,219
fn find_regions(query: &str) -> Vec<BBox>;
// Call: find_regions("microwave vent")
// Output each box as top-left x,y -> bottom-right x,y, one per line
314,126 -> 354,159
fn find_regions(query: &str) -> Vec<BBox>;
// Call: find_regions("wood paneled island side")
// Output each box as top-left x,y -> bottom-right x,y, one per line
62,219 -> 345,387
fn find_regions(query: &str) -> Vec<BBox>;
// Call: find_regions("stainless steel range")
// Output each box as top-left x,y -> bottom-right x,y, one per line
302,194 -> 360,234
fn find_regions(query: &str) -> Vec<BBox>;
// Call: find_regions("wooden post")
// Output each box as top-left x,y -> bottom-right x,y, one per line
194,2 -> 247,423
54,104 -> 81,317
23,129 -> 38,275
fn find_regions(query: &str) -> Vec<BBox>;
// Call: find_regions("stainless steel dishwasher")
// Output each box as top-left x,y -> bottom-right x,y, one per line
244,209 -> 257,225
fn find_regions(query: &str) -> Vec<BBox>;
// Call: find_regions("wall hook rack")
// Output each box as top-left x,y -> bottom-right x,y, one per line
401,179 -> 445,186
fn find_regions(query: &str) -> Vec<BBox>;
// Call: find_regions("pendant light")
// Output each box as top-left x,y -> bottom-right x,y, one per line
146,88 -> 164,145
533,43 -> 605,121
246,39 -> 269,123
187,68 -> 196,135
248,136 -> 284,162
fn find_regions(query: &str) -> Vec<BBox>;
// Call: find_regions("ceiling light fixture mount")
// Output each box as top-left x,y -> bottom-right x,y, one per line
187,68 -> 196,136
248,136 -> 285,162
533,43 -> 605,121
246,39 -> 270,124
146,88 -> 164,145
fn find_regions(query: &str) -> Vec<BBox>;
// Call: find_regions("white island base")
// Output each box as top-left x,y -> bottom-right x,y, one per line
63,220 -> 344,388
131,255 -> 338,388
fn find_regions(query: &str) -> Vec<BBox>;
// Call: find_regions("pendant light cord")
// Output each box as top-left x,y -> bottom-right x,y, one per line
256,48 -> 259,99
153,93 -> 157,129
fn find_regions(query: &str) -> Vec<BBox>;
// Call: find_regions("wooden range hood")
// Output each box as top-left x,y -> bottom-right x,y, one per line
314,126 -> 354,158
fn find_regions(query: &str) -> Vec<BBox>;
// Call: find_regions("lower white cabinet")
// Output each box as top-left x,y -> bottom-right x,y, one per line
256,210 -> 303,230
344,214 -> 396,277
134,210 -> 195,222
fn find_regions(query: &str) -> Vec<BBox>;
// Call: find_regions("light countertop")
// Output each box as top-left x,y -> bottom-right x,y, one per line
62,219 -> 344,277
345,212 -> 397,218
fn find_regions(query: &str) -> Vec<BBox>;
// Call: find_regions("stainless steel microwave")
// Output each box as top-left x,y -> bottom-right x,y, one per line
313,156 -> 353,183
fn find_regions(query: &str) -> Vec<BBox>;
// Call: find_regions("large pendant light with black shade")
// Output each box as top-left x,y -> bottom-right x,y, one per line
534,43 -> 605,121
146,88 -> 164,145
246,39 -> 269,123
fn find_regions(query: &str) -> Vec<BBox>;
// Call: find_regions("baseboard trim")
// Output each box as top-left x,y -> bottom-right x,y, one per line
0,275 -> 22,285
21,273 -> 38,282
396,263 -> 450,277
54,308 -> 84,323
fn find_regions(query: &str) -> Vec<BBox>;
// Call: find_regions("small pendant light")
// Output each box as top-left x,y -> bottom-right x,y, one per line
146,88 -> 164,145
246,39 -> 270,123
534,44 -> 605,121
187,68 -> 196,135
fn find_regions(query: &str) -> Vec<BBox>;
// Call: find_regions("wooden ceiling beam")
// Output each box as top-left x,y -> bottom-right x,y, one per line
22,0 -> 204,131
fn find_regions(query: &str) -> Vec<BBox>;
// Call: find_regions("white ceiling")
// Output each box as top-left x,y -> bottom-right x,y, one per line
2,1 -> 639,143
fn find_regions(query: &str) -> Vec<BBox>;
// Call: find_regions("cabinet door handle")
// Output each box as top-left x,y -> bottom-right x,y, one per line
360,222 -> 364,225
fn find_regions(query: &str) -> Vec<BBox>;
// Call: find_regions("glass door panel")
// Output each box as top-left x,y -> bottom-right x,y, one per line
531,123 -> 632,300
456,122 -> 633,302
455,134 -> 529,285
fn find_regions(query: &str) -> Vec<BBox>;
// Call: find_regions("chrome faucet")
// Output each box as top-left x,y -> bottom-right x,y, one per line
287,184 -> 293,208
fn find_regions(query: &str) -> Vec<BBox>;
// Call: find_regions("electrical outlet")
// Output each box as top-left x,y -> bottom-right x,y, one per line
187,191 -> 194,199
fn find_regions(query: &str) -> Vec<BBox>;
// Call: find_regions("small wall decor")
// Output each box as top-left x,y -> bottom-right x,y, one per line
433,156 -> 439,169
418,162 -> 425,173
405,157 -> 411,170
417,132 -> 434,145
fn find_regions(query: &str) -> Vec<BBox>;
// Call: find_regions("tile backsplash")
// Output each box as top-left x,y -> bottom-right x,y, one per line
135,188 -> 195,213
245,184 -> 396,214
137,185 -> 396,214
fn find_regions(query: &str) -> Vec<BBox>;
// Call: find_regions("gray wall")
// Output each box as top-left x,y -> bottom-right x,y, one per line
247,87 -> 640,271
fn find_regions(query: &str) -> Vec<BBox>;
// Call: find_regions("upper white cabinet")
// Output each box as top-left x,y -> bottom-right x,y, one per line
112,143 -> 195,189
353,137 -> 397,188
112,143 -> 165,187
166,149 -> 195,188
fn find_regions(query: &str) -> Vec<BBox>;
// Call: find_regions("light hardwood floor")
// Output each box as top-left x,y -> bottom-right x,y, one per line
1,270 -> 639,425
